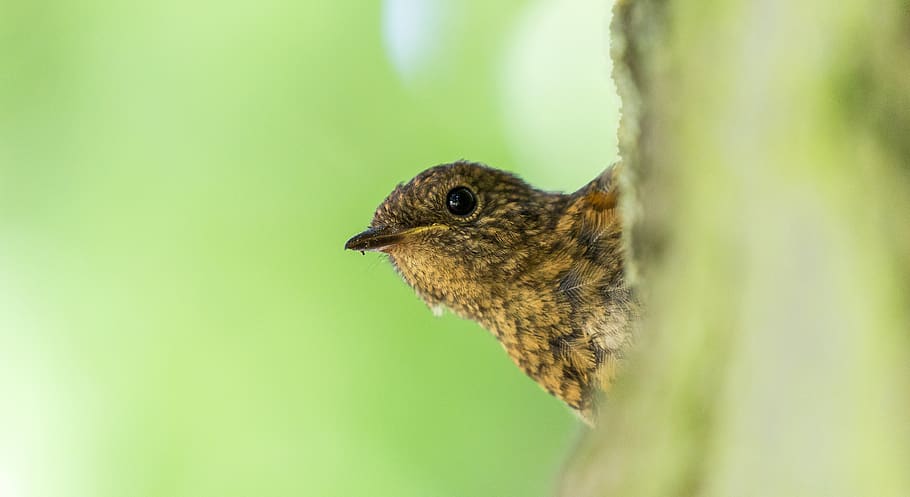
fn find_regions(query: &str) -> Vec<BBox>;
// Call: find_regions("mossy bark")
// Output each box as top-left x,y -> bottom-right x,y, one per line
559,1 -> 910,495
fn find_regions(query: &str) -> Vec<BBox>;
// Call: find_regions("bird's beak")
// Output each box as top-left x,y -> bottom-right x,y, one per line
344,226 -> 408,252
345,225 -> 444,253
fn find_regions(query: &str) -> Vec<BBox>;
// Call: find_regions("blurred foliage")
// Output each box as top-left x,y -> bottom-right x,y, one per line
0,1 -> 620,496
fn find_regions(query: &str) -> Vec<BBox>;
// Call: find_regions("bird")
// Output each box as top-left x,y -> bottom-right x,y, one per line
345,161 -> 639,424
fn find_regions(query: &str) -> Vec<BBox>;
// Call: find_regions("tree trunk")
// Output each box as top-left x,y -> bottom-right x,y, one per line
559,1 -> 910,495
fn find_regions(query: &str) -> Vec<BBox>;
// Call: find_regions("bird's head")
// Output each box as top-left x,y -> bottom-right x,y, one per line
345,161 -> 561,313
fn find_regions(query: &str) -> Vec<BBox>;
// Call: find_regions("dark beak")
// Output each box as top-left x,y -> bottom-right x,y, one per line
344,226 -> 406,252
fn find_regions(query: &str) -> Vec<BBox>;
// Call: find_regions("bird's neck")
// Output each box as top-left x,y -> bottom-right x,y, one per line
479,224 -> 634,420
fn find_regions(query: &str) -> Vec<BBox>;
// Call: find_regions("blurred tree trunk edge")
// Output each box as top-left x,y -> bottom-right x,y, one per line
558,1 -> 910,496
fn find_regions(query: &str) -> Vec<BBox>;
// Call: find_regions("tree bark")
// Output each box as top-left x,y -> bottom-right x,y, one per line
559,1 -> 910,495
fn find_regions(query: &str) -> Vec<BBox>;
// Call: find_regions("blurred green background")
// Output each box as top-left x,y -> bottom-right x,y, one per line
0,1 -> 619,496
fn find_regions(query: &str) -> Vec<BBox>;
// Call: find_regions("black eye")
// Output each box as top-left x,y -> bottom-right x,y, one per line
446,186 -> 476,216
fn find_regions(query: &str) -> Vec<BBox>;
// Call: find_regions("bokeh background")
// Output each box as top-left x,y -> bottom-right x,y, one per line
0,1 -> 620,496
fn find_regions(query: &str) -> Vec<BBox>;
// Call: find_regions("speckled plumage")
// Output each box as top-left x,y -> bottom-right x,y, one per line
345,161 -> 639,423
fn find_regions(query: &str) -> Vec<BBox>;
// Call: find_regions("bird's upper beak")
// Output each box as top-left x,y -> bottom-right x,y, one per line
344,225 -> 407,252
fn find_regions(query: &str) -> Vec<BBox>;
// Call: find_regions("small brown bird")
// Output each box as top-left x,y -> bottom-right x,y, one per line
345,161 -> 638,423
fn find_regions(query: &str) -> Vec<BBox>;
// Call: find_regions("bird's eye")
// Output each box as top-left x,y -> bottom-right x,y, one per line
446,186 -> 476,216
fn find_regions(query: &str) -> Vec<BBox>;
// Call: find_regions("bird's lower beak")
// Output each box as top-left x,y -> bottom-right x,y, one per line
344,226 -> 407,252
